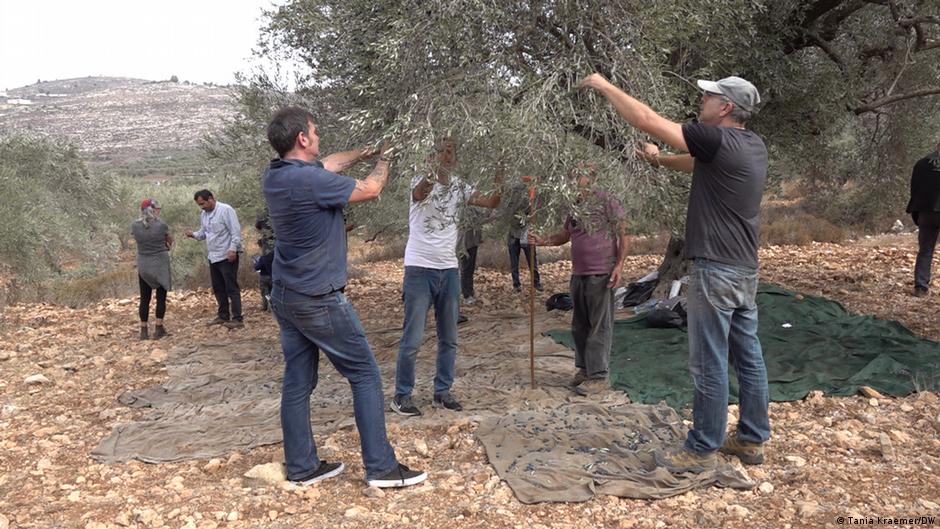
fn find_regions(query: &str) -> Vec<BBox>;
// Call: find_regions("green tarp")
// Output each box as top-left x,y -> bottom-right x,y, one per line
547,284 -> 940,409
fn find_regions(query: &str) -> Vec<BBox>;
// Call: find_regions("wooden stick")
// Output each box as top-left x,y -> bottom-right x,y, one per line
525,176 -> 537,389
529,235 -> 536,389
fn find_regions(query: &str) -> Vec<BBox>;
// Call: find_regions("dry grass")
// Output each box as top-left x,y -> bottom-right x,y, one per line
761,212 -> 847,246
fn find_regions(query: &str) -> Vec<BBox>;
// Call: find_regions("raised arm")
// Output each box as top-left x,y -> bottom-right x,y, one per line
348,159 -> 390,203
322,145 -> 378,173
412,176 -> 434,202
580,73 -> 688,153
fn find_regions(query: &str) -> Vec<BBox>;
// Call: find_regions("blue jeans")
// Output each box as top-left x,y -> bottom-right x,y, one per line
269,285 -> 398,481
684,258 -> 771,454
395,266 -> 459,397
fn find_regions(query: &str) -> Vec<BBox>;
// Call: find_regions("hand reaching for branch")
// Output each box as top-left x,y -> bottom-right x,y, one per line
579,73 -> 609,92
635,142 -> 660,166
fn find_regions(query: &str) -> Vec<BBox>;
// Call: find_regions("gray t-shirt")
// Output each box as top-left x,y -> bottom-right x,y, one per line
132,219 -> 170,255
683,123 -> 768,268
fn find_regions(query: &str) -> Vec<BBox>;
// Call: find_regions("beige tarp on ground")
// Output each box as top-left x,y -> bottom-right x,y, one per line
476,400 -> 754,503
92,314 -> 578,463
92,312 -> 753,502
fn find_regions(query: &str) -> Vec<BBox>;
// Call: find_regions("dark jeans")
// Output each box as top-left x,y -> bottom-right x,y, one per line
396,266 -> 460,397
209,257 -> 242,321
685,258 -> 771,454
570,274 -> 614,378
914,211 -> 940,291
270,285 -> 398,481
138,275 -> 167,322
459,246 -> 478,299
508,237 -> 541,288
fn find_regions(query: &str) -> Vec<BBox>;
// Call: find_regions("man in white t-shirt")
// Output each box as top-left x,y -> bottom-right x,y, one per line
391,139 -> 501,416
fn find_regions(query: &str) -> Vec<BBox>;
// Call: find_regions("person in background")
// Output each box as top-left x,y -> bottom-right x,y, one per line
457,211 -> 483,305
507,176 -> 542,293
255,208 -> 276,311
906,141 -> 940,297
530,165 -> 628,396
132,198 -> 173,340
184,190 -> 244,329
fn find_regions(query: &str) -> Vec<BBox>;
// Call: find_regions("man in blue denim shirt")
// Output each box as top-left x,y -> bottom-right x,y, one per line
581,73 -> 771,473
390,139 -> 501,417
261,106 -> 426,489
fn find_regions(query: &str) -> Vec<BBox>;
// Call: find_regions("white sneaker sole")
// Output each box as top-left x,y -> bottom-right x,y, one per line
293,462 -> 345,486
367,470 -> 428,488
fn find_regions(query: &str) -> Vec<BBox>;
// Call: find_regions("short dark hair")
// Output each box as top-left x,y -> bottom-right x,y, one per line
267,106 -> 316,157
194,189 -> 213,202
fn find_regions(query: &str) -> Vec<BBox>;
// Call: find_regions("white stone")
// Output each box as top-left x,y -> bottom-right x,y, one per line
796,501 -> 819,517
363,486 -> 386,498
919,499 -> 939,510
149,348 -> 167,363
243,462 -> 286,484
414,438 -> 430,457
24,374 -> 51,385
758,482 -> 774,494
784,455 -> 807,467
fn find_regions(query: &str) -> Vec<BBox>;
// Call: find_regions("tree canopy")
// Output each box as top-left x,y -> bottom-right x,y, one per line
219,0 -> 940,236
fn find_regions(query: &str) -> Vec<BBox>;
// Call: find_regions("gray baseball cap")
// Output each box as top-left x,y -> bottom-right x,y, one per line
696,76 -> 761,113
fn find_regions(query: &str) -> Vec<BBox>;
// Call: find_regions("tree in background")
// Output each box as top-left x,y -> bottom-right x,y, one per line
0,136 -> 123,281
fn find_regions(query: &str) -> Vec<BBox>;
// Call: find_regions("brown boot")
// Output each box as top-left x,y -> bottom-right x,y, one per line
152,325 -> 168,340
569,369 -> 588,388
719,432 -> 765,465
654,446 -> 717,473
574,377 -> 609,396
139,325 -> 149,341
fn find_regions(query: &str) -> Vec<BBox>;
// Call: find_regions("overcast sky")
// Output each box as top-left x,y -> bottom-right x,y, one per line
0,0 -> 283,91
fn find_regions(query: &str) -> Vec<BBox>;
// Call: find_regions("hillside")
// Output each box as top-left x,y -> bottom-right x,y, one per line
0,77 -> 236,179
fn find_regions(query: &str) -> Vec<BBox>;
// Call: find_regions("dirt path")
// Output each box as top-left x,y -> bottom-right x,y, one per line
1,234 -> 938,529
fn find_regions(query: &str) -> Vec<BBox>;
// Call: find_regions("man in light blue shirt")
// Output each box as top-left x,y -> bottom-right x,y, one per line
185,189 -> 244,328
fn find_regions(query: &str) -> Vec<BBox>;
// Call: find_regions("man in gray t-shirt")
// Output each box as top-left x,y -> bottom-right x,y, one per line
581,73 -> 770,474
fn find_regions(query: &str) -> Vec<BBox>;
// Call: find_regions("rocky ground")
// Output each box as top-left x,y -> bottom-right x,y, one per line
1,234 -> 939,529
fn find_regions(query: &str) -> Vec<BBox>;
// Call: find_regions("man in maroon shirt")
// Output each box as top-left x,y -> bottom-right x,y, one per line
531,164 -> 629,395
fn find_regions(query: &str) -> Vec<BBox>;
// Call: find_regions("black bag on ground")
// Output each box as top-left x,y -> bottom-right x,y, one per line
645,300 -> 687,329
621,279 -> 658,308
546,293 -> 573,311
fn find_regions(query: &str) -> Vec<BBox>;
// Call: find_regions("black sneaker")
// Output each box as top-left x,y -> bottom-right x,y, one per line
457,313 -> 469,325
534,284 -> 544,292
432,392 -> 463,411
390,394 -> 422,416
367,463 -> 427,488
292,461 -> 345,486
513,285 -> 522,293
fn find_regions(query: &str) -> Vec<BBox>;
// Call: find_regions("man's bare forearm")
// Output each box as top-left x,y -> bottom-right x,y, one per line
322,149 -> 366,173
656,153 -> 694,173
349,160 -> 389,203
